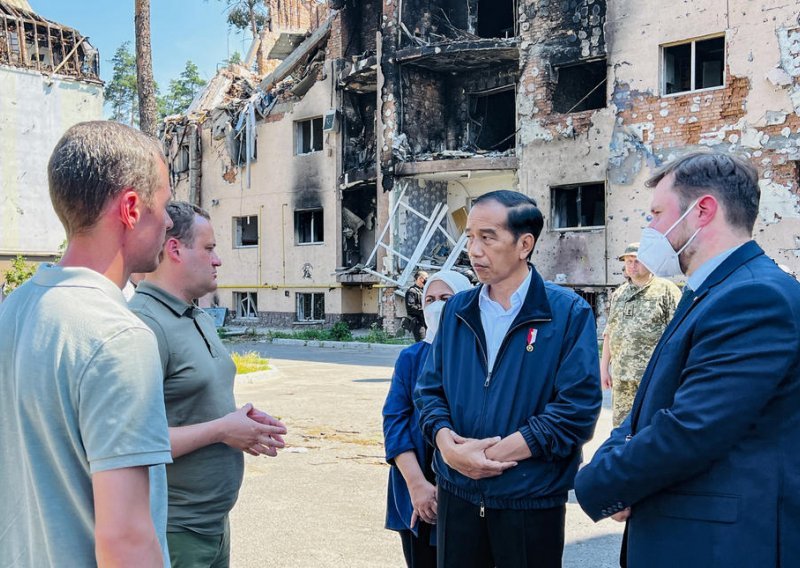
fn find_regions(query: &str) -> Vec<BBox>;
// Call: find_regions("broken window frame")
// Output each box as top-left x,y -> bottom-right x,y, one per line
233,215 -> 259,248
233,291 -> 259,319
550,182 -> 606,231
295,208 -> 324,245
295,116 -> 324,155
468,86 -> 517,151
661,34 -> 725,96
552,59 -> 608,114
295,292 -> 325,322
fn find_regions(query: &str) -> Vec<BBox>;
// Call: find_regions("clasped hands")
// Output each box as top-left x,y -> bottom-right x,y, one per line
220,403 -> 288,457
435,428 -> 526,480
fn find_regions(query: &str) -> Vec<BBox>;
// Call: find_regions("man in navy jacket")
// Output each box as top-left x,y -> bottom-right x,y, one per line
414,190 -> 602,567
575,152 -> 800,567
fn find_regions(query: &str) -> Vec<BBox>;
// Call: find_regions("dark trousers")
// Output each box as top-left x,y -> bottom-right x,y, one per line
399,521 -> 437,568
411,319 -> 426,342
437,488 -> 565,568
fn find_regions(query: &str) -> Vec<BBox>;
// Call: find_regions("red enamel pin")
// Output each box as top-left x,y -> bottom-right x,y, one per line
526,328 -> 538,352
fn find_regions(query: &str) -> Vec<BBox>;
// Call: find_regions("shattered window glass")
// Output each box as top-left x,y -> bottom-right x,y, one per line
296,292 -> 325,321
234,291 -> 258,319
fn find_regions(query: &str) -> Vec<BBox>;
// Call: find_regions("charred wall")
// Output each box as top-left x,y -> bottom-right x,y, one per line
518,0 -> 608,144
340,0 -> 381,57
399,0 -> 518,44
342,183 -> 377,267
401,66 -> 448,155
342,91 -> 377,175
400,63 -> 518,156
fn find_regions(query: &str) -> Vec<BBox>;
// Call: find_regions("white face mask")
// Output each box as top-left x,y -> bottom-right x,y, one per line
637,199 -> 702,277
423,300 -> 446,343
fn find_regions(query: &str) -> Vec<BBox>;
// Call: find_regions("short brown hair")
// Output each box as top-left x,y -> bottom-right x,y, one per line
48,121 -> 166,236
166,201 -> 211,247
646,151 -> 760,234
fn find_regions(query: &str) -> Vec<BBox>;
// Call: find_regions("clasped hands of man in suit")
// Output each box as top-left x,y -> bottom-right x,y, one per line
434,428 -> 529,479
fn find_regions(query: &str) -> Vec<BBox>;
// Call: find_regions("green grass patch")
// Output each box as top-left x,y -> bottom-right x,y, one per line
231,351 -> 271,374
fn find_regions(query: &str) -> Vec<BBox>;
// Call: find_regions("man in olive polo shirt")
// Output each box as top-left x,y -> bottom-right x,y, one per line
130,202 -> 287,567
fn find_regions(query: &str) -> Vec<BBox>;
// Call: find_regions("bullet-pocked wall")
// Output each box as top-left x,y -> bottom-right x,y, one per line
605,0 -> 800,276
517,0 -> 612,285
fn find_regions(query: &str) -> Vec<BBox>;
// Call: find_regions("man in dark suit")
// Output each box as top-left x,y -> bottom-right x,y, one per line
575,152 -> 800,568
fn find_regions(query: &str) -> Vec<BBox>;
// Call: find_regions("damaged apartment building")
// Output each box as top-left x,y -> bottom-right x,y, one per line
167,0 -> 800,330
0,0 -> 102,280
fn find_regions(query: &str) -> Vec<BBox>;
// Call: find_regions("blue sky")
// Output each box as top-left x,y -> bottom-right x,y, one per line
30,1 -> 252,90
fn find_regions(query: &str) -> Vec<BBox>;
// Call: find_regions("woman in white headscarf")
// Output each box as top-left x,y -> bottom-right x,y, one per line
382,270 -> 473,567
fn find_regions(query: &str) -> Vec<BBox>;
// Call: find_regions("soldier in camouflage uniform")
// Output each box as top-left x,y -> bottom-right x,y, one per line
601,243 -> 682,426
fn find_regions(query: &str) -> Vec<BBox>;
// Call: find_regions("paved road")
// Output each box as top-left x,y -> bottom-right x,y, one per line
227,342 -> 623,567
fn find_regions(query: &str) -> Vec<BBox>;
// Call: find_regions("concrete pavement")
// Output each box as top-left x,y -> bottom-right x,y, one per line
227,341 -> 623,567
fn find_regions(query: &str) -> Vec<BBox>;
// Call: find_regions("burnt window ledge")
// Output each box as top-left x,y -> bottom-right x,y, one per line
395,39 -> 519,73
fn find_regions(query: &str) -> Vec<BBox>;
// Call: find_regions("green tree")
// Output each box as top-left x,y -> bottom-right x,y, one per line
227,51 -> 243,67
223,0 -> 269,36
158,60 -> 208,118
105,42 -> 139,125
2,255 -> 36,296
214,1 -> 269,72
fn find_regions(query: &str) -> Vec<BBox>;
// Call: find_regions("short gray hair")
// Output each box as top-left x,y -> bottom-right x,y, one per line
646,151 -> 760,234
48,121 -> 166,236
166,201 -> 210,247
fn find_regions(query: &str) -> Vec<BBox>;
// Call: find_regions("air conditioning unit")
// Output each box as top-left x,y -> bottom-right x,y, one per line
322,109 -> 337,132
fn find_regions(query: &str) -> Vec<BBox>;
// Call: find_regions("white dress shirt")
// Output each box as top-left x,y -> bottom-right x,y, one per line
479,268 -> 533,371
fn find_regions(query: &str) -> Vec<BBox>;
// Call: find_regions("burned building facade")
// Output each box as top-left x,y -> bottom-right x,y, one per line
0,0 -> 102,277
172,0 -> 800,330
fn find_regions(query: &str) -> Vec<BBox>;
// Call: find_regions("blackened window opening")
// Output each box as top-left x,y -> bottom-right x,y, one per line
296,209 -> 324,244
342,184 -> 377,267
470,89 -> 516,151
551,183 -> 606,229
477,0 -> 515,38
553,60 -> 607,114
234,216 -> 259,247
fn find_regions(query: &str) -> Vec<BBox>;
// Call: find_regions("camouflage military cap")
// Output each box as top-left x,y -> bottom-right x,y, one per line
618,242 -> 639,261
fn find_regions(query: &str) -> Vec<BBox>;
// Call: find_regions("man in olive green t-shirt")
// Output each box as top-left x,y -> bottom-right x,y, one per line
130,202 -> 287,567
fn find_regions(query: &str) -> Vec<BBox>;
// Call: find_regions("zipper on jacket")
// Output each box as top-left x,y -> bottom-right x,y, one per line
484,370 -> 492,388
457,315 -> 490,377
479,498 -> 485,518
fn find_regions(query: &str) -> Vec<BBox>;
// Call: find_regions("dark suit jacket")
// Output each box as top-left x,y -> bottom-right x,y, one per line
575,241 -> 800,567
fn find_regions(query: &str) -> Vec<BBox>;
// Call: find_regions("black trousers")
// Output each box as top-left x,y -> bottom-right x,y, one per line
399,521 -> 437,568
437,488 -> 565,568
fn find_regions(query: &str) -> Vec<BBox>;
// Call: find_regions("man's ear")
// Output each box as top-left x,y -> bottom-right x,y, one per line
164,237 -> 181,262
118,189 -> 141,230
518,233 -> 535,260
696,194 -> 719,227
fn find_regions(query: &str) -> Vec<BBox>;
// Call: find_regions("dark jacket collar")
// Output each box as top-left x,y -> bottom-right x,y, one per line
693,240 -> 764,297
455,264 -> 553,341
